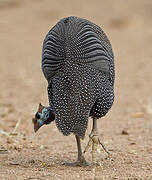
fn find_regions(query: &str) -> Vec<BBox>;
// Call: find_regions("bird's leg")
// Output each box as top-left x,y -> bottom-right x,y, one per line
84,117 -> 110,164
64,135 -> 88,166
75,135 -> 87,164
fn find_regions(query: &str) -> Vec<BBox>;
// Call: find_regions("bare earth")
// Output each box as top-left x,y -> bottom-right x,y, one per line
0,0 -> 152,179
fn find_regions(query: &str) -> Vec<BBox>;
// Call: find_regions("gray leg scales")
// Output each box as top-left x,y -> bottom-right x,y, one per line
63,156 -> 88,167
84,117 -> 110,164
63,135 -> 89,167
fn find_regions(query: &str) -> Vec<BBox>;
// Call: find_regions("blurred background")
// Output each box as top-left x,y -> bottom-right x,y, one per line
0,0 -> 152,179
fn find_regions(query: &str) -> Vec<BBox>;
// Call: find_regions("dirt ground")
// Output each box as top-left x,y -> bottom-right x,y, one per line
0,0 -> 152,179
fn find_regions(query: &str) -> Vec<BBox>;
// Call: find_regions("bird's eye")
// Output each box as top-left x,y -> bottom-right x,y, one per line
35,112 -> 40,119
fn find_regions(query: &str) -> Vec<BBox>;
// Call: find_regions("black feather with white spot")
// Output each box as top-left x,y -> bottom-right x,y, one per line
42,16 -> 114,138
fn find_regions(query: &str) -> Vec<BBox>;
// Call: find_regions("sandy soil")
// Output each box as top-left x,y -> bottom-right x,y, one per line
0,0 -> 152,179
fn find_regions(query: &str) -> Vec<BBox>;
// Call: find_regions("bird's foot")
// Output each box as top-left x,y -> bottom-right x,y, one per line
84,131 -> 110,164
63,156 -> 89,167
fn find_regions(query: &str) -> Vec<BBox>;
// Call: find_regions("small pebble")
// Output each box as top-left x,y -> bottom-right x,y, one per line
130,112 -> 144,118
121,129 -> 129,135
40,145 -> 44,149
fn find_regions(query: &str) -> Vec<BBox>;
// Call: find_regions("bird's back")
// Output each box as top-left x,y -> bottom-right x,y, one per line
42,16 -> 114,138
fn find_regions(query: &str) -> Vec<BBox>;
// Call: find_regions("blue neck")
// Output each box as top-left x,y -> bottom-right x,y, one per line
37,108 -> 50,125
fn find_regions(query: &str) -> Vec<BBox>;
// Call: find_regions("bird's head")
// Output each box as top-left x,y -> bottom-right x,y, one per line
32,103 -> 55,132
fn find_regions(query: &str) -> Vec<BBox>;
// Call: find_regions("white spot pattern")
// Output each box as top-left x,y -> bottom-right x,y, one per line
42,16 -> 115,138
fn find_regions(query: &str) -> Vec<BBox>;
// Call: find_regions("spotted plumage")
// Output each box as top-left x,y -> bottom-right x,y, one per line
42,16 -> 114,138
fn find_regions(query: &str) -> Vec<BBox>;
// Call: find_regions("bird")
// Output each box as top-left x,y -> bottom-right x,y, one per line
32,16 -> 115,166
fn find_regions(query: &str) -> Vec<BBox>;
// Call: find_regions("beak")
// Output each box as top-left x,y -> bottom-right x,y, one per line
34,121 -> 42,133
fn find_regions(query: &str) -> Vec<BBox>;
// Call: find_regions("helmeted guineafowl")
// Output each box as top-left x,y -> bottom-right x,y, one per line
32,16 -> 114,166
